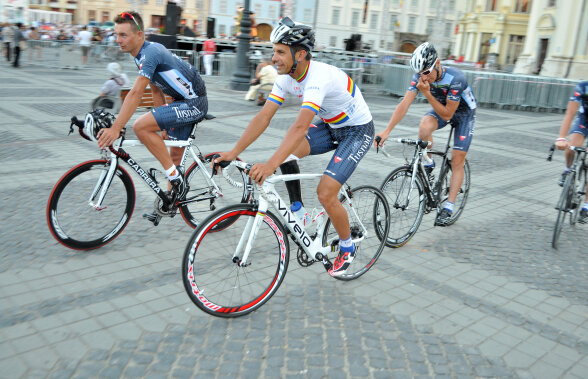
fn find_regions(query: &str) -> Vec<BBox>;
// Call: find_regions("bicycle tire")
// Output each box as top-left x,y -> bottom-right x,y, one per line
436,159 -> 471,225
47,160 -> 135,250
321,185 -> 390,281
180,153 -> 250,230
380,166 -> 426,248
182,204 -> 289,317
552,171 -> 574,248
570,164 -> 586,225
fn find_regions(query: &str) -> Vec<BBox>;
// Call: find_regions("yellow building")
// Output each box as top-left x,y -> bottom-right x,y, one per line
513,0 -> 587,79
454,0 -> 531,70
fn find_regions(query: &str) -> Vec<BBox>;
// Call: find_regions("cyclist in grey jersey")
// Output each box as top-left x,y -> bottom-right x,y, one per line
97,11 -> 207,203
374,42 -> 477,226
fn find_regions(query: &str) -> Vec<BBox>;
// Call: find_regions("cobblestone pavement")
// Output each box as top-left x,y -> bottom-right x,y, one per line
0,61 -> 586,379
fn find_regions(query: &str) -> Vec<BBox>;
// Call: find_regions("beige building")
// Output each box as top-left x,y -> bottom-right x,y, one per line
29,0 -> 208,35
454,0 -> 531,70
513,0 -> 588,79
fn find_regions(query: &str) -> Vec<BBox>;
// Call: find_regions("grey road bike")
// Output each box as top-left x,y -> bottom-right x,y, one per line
375,126 -> 471,247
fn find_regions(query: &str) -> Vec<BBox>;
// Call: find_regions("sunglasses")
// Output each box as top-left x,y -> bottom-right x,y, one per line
419,67 -> 433,76
119,12 -> 141,31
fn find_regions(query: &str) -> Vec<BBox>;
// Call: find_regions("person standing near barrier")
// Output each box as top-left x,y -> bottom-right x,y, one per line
27,26 -> 41,60
555,80 -> 588,223
202,37 -> 216,76
12,23 -> 25,68
374,42 -> 477,226
97,11 -> 208,205
2,23 -> 14,62
244,56 -> 278,103
77,25 -> 93,66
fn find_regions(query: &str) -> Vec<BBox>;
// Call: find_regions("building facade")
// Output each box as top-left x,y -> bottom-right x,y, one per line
208,0 -> 281,40
313,0 -> 465,55
513,0 -> 587,79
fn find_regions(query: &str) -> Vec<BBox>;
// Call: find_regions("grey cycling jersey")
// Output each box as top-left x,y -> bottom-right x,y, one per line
134,41 -> 206,100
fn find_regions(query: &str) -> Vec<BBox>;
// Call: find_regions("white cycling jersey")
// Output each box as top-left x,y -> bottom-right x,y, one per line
268,60 -> 372,128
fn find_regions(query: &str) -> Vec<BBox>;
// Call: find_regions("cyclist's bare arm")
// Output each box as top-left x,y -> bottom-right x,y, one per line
417,78 -> 459,121
375,90 -> 417,146
248,108 -> 314,185
98,76 -> 149,148
555,101 -> 580,150
151,84 -> 166,108
215,101 -> 280,163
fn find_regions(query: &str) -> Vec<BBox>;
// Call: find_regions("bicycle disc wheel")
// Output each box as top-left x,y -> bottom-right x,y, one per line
380,166 -> 426,248
436,159 -> 471,225
180,153 -> 250,230
321,185 -> 390,281
47,160 -> 135,250
182,204 -> 289,317
552,172 -> 575,248
570,166 -> 586,225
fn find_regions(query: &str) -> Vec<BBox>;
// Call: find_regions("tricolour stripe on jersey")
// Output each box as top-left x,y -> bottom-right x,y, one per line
301,102 -> 320,114
268,93 -> 284,105
322,112 -> 349,124
347,76 -> 356,97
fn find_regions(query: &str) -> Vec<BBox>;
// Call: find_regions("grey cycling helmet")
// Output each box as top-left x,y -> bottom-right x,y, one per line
410,42 -> 438,73
270,17 -> 315,73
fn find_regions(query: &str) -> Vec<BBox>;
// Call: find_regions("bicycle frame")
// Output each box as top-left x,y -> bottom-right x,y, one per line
232,170 -> 367,269
88,131 -> 225,210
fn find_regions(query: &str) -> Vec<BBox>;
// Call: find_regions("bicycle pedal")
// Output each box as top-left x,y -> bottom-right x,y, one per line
143,212 -> 162,226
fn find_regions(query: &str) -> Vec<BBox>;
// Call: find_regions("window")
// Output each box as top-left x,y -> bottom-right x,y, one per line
547,0 -> 556,6
304,9 -> 312,23
380,40 -> 385,48
196,0 -> 204,8
370,12 -> 378,29
448,0 -> 455,10
445,22 -> 452,37
430,0 -> 437,7
485,0 -> 496,11
411,0 -> 419,8
387,42 -> 394,50
329,36 -> 337,47
254,4 -> 261,17
389,14 -> 398,31
219,24 -> 226,36
219,0 -> 227,14
332,8 -> 341,25
351,10 -> 360,27
157,0 -> 163,5
514,0 -> 530,12
426,18 -> 433,35
506,35 -> 525,64
269,5 -> 277,17
408,16 -> 416,33
392,0 -> 400,6
101,11 -> 109,22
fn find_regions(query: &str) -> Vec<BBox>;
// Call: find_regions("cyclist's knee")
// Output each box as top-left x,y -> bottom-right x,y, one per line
451,151 -> 466,167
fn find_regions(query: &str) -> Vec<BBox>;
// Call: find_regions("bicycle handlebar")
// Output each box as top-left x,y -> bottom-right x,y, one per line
210,154 -> 253,176
547,144 -> 555,161
547,144 -> 587,162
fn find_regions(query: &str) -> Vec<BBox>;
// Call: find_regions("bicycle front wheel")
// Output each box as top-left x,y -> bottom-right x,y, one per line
570,165 -> 586,225
182,204 -> 289,317
321,185 -> 390,281
553,171 -> 575,248
180,153 -> 250,230
436,159 -> 471,225
380,166 -> 426,248
47,160 -> 135,250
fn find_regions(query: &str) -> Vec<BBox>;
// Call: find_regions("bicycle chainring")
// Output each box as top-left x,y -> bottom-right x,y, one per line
296,247 -> 316,267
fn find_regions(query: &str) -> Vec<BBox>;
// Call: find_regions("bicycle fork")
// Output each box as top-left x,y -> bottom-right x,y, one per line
89,157 -> 119,210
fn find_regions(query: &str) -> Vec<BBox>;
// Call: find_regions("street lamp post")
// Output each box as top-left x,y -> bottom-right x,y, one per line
230,0 -> 252,90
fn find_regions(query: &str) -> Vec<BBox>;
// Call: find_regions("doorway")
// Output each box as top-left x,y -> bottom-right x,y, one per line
536,38 -> 549,74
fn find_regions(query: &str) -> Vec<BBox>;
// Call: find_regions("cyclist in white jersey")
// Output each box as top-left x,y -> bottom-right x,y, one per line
214,17 -> 375,276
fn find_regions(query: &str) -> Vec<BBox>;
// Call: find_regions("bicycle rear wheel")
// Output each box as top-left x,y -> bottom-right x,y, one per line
380,166 -> 426,247
47,160 -> 135,250
182,204 -> 289,317
570,165 -> 586,225
180,153 -> 251,230
436,159 -> 471,225
553,172 -> 575,248
321,185 -> 390,281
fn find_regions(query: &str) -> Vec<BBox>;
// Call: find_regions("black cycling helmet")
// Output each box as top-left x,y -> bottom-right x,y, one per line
270,17 -> 315,73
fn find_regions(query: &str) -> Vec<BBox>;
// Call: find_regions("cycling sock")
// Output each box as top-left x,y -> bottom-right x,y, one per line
563,168 -> 570,173
279,160 -> 303,205
339,236 -> 354,251
582,202 -> 588,211
166,165 -> 180,180
444,201 -> 454,212
424,159 -> 435,168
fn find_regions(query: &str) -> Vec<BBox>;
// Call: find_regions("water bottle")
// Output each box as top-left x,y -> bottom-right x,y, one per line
291,201 -> 311,227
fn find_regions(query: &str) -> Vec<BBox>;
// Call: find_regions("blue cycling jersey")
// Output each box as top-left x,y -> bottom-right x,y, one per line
408,66 -> 477,117
134,41 -> 206,100
570,80 -> 588,115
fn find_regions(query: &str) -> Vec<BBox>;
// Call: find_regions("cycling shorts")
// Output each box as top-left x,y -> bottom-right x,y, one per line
569,115 -> 588,138
151,96 -> 208,141
306,120 -> 375,184
425,109 -> 476,152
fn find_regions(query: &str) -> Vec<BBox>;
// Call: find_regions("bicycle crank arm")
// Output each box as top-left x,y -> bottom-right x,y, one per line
314,253 -> 333,272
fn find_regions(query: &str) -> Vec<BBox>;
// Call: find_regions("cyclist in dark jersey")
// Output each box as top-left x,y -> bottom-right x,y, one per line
555,80 -> 588,223
97,11 -> 207,202
374,42 -> 477,226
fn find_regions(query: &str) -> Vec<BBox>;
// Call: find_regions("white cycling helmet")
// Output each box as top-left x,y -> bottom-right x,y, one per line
270,17 -> 315,73
410,42 -> 438,73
